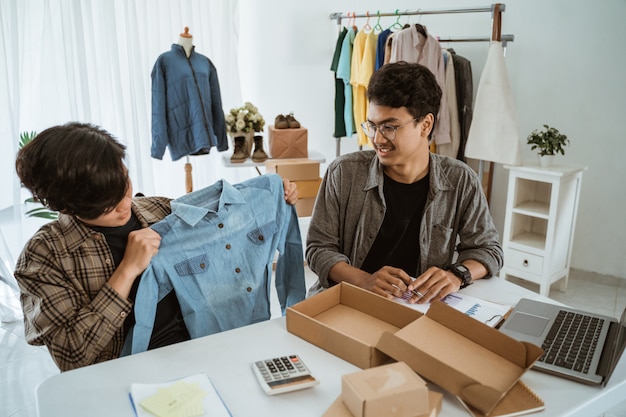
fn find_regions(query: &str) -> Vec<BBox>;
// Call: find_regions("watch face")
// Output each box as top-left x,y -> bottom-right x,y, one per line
456,264 -> 469,273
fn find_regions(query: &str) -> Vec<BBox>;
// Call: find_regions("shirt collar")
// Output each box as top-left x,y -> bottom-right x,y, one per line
170,180 -> 246,226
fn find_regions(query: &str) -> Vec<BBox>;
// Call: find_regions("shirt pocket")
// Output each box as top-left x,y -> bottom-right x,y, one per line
247,220 -> 278,245
174,254 -> 211,301
428,223 -> 454,267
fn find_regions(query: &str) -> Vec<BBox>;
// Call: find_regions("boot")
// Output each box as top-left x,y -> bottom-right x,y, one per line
252,135 -> 268,162
230,136 -> 248,163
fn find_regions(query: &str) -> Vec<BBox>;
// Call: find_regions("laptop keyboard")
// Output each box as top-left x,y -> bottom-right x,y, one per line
538,310 -> 604,374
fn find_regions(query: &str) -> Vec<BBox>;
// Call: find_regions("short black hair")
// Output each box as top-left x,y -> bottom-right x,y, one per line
15,122 -> 129,219
367,62 -> 442,137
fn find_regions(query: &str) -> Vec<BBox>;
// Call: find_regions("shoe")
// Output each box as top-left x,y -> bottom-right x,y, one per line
286,113 -> 301,128
274,114 -> 288,129
252,135 -> 268,162
230,136 -> 248,162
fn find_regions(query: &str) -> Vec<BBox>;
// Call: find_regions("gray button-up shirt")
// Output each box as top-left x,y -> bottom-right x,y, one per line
306,151 -> 503,294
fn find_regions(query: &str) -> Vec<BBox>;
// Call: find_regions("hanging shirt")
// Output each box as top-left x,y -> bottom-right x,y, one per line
351,30 -> 378,147
129,174 -> 306,354
337,27 -> 356,138
375,29 -> 392,71
151,44 -> 228,161
331,28 -> 349,138
436,49 -> 461,159
389,25 -> 451,146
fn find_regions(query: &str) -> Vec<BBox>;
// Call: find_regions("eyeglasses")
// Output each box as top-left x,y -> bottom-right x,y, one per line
360,118 -> 418,141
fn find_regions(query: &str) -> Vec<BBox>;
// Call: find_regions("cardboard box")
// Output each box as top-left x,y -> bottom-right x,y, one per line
268,125 -> 308,158
294,178 -> 322,199
342,362 -> 429,417
287,282 -> 543,417
295,197 -> 316,217
376,301 -> 544,416
265,159 -> 320,181
323,390 -> 442,417
286,282 -> 423,369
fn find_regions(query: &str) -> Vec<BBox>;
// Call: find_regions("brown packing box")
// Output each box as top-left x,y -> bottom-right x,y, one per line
295,197 -> 316,217
287,282 -> 543,416
376,301 -> 544,416
268,125 -> 308,158
265,158 -> 320,181
286,282 -> 423,369
322,390 -> 443,417
294,178 -> 322,199
342,362 -> 429,417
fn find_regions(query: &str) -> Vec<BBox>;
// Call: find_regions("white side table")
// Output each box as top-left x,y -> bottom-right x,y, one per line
501,163 -> 587,296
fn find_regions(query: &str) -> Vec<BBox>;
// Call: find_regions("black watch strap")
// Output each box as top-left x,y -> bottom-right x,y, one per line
448,263 -> 472,289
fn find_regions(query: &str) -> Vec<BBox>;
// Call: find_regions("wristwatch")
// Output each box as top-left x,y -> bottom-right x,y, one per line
448,263 -> 472,289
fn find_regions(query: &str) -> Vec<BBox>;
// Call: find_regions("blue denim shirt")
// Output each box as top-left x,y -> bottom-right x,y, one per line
130,174 -> 305,354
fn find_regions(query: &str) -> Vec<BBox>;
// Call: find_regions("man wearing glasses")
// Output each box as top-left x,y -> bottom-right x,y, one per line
306,61 -> 503,304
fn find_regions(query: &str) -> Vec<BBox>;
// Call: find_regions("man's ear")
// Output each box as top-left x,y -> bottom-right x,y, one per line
421,113 -> 435,138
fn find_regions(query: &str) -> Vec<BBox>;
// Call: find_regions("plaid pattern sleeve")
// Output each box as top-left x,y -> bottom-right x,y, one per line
14,196 -> 172,371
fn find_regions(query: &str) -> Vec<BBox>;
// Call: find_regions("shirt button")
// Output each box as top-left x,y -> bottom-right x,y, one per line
200,263 -> 206,269
120,311 -> 127,318
246,287 -> 252,292
218,223 -> 224,229
225,244 -> 231,250
105,258 -> 111,265
258,235 -> 264,241
93,234 -> 101,240
235,268 -> 241,273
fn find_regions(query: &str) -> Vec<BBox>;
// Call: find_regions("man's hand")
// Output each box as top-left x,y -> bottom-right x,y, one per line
360,266 -> 413,300
282,178 -> 298,205
406,266 -> 461,304
109,228 -> 162,298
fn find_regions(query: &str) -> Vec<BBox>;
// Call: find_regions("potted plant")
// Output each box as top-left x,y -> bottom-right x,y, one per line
526,124 -> 569,167
18,131 -> 58,220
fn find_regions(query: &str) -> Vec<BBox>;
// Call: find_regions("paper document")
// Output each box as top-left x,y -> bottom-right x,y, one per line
395,291 -> 511,328
129,373 -> 231,417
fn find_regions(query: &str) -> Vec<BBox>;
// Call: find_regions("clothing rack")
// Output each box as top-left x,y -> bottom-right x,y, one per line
329,3 -> 513,162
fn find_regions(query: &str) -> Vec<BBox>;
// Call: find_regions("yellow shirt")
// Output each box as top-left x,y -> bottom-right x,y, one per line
351,30 -> 378,147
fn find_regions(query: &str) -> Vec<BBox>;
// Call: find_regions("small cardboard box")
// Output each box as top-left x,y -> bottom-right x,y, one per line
268,125 -> 308,158
295,197 -> 316,217
286,282 -> 423,369
342,362 -> 429,417
323,390 -> 442,417
294,178 -> 322,199
265,159 -> 320,181
376,301 -> 544,416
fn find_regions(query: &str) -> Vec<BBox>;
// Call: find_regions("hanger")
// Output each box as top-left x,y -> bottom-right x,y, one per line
389,9 -> 404,31
349,11 -> 357,32
373,10 -> 384,33
362,11 -> 372,32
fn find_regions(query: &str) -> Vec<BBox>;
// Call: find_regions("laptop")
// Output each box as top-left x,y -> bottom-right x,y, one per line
499,298 -> 626,386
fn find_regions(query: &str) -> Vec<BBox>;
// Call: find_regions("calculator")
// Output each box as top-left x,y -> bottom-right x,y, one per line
251,354 -> 319,395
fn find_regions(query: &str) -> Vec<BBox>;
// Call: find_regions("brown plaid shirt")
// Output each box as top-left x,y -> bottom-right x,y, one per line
14,197 -> 171,371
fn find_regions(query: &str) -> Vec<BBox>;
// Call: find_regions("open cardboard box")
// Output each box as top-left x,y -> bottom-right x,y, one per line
287,282 -> 543,416
286,282 -> 422,369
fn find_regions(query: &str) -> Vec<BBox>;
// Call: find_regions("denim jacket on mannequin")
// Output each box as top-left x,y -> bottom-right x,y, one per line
129,174 -> 305,354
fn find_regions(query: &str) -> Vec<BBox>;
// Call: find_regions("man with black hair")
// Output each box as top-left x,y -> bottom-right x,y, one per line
307,62 -> 503,303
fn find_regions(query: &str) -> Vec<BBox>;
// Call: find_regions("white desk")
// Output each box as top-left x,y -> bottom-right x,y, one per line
36,278 -> 626,417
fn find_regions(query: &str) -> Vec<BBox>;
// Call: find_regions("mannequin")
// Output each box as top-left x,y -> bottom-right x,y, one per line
178,27 -> 193,58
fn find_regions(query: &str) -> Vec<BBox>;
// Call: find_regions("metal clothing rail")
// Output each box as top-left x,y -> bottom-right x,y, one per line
329,4 -> 504,22
328,4 -> 511,203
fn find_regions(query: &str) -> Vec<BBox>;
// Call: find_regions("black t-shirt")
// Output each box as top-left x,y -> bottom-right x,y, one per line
361,172 -> 430,277
91,214 -> 190,350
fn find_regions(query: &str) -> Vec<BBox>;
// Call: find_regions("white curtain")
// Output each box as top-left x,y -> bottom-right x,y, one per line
1,0 -> 253,213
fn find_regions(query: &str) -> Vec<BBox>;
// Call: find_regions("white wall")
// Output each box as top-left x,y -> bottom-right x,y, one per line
238,0 -> 626,279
